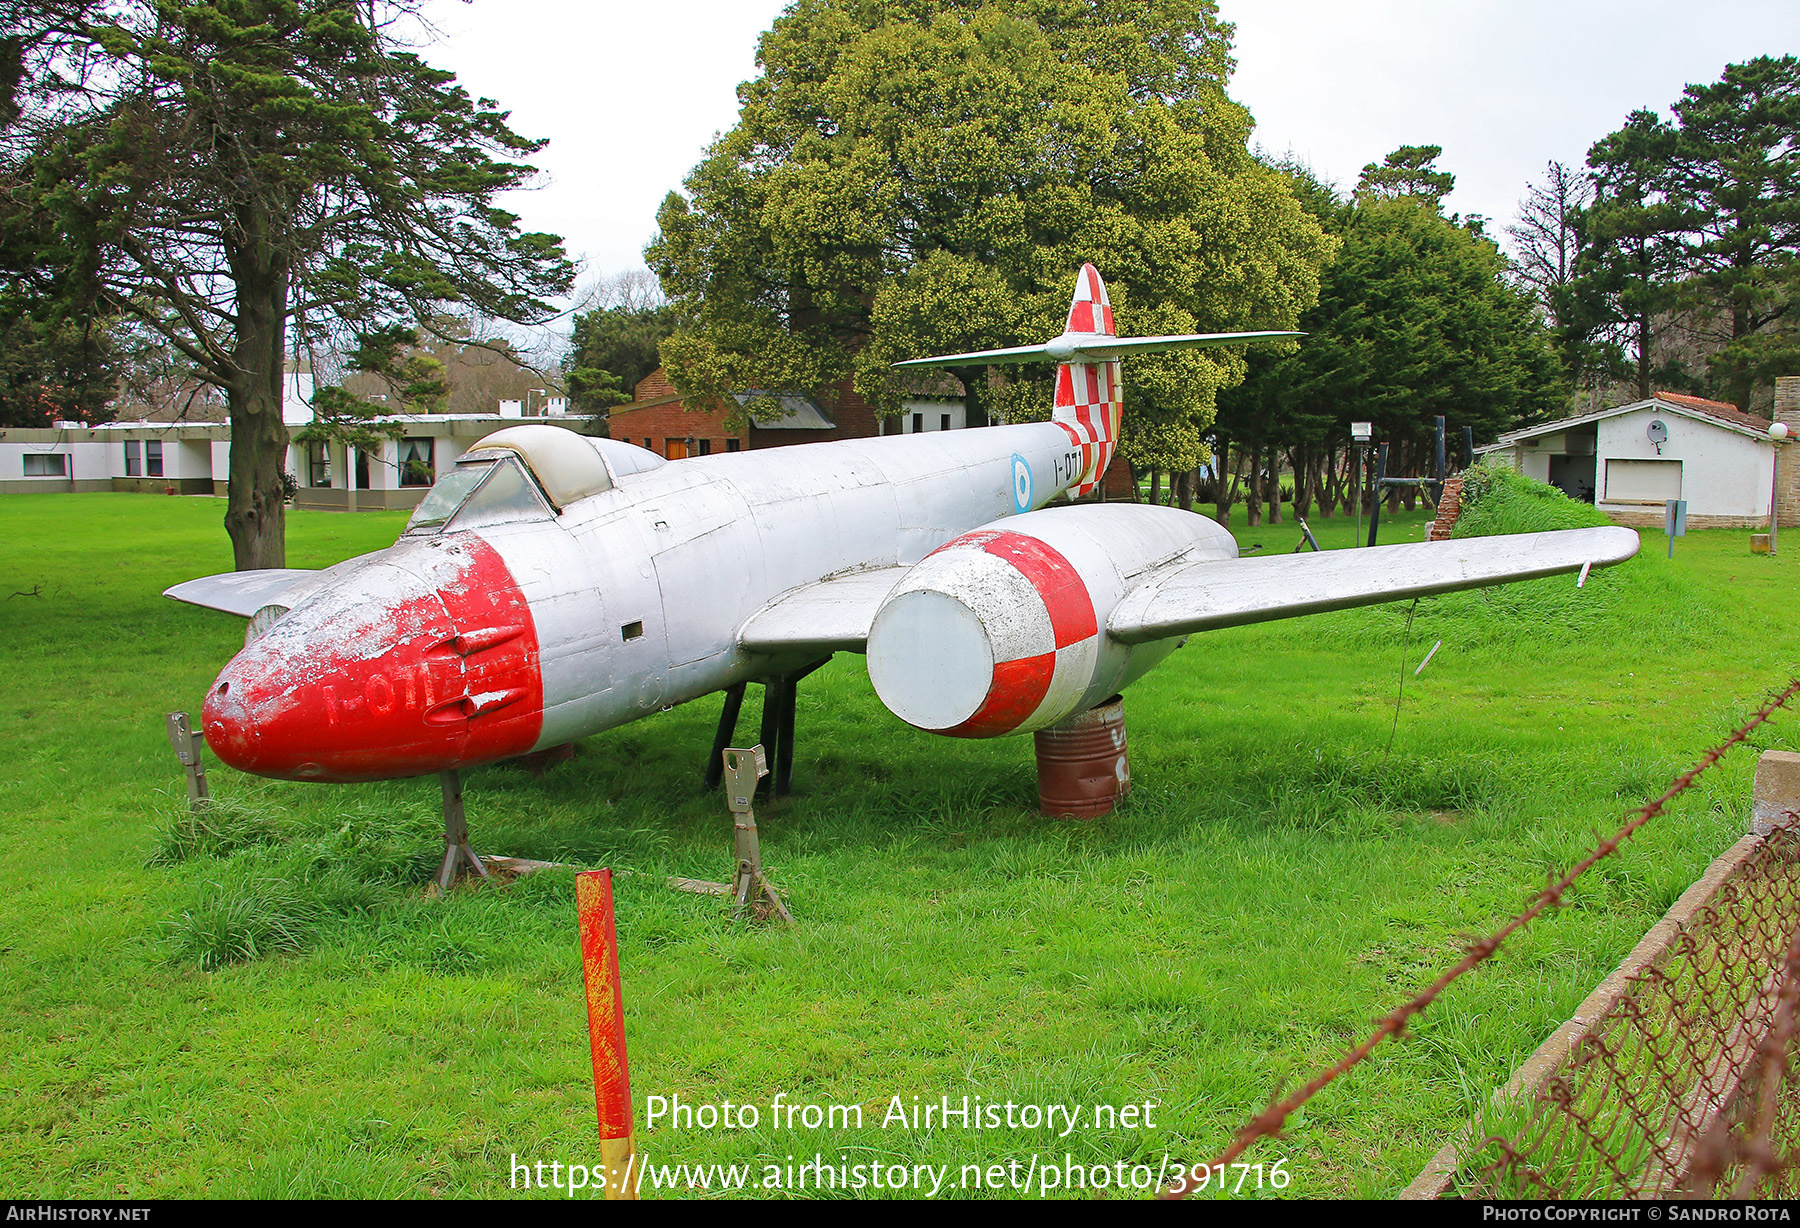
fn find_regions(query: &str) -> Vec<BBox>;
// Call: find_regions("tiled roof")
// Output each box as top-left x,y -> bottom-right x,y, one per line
1653,390 -> 1773,433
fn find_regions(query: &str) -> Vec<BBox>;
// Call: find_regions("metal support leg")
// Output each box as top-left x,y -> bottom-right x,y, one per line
722,746 -> 792,924
704,683 -> 747,790
775,676 -> 798,798
436,769 -> 489,891
165,712 -> 210,812
756,677 -> 787,798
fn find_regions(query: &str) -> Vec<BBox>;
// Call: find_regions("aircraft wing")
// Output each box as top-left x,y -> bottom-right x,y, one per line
893,331 -> 1301,369
1108,526 -> 1640,644
737,566 -> 912,654
163,568 -> 327,617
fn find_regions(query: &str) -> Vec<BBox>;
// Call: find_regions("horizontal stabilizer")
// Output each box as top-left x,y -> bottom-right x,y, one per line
737,566 -> 911,654
893,330 -> 1301,369
1108,526 -> 1641,644
163,568 -> 326,618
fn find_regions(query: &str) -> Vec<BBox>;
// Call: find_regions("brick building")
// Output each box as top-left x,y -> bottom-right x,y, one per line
605,366 -> 1136,498
606,368 -> 891,458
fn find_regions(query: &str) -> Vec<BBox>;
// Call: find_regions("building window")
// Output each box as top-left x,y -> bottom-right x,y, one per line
941,413 -> 951,432
399,438 -> 434,487
23,453 -> 66,476
912,413 -> 923,433
145,440 -> 164,477
697,438 -> 712,456
726,439 -> 741,453
309,441 -> 331,487
124,441 -> 141,477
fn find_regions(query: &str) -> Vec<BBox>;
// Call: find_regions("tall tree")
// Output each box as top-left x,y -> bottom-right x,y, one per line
1507,161 -> 1605,401
649,0 -> 1333,463
1507,161 -> 1591,322
1659,55 -> 1800,410
1581,110 -> 1684,401
566,272 -> 676,413
1217,184 -> 1565,512
9,1 -> 571,567
1355,144 -> 1456,206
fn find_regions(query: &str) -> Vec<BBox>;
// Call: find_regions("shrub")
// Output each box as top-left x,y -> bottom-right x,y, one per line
1452,460 -> 1611,539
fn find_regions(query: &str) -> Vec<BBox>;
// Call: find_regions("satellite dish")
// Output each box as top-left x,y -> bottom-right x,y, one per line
1647,420 -> 1668,453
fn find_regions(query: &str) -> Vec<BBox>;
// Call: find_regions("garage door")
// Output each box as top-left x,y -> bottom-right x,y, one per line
1604,458 -> 1682,503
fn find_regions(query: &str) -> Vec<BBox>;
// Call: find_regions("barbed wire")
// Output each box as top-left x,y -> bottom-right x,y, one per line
1164,677 -> 1800,1199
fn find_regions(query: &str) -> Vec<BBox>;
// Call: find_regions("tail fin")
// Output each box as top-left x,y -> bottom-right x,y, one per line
890,264 -> 1302,497
1053,264 -> 1120,498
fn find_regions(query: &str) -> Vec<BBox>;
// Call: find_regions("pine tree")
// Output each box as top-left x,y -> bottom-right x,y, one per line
9,1 -> 572,567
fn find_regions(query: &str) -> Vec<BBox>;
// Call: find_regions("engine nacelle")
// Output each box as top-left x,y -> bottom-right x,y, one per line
867,504 -> 1237,737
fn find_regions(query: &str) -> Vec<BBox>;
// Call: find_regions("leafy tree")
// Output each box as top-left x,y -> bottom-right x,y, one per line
1659,55 -> 1800,410
566,301 -> 675,412
649,0 -> 1333,463
1568,57 -> 1800,409
1217,182 -> 1565,519
1355,144 -> 1456,207
10,1 -> 571,567
1579,110 -> 1684,401
0,114 -> 116,425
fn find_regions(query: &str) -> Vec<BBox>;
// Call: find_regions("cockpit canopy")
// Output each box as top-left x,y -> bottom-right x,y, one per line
403,425 -> 665,536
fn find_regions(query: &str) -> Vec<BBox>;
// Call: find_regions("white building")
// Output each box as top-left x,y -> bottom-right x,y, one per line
1477,389 -> 1799,529
0,402 -> 600,511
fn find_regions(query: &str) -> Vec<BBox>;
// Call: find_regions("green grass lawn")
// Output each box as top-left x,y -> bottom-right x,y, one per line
1,492 -> 1795,1199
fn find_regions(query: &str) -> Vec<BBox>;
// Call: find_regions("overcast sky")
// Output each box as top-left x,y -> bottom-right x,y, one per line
416,0 -> 1799,302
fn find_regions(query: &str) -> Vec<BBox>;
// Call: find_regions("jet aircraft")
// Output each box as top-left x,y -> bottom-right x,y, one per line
169,265 -> 1639,806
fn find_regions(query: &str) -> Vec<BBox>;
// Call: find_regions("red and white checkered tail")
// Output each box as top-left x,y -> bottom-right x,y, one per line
1053,264 -> 1122,499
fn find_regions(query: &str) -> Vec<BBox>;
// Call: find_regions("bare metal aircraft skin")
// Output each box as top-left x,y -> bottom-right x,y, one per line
169,265 -> 1640,784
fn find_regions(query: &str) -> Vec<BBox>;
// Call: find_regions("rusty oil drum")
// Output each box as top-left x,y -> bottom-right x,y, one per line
1033,695 -> 1129,819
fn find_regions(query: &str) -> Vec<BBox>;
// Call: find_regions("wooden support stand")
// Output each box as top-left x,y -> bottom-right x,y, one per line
165,712 -> 210,811
435,769 -> 490,891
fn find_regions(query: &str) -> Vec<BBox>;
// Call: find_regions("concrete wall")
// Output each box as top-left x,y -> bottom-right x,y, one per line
0,438 -> 113,492
899,400 -> 966,433
1595,407 -> 1771,521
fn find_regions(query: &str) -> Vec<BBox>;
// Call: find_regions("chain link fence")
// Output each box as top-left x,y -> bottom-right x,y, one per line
1451,825 -> 1800,1198
1166,679 -> 1800,1201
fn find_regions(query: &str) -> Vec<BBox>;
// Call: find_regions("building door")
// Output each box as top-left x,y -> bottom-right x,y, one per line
1549,454 -> 1597,503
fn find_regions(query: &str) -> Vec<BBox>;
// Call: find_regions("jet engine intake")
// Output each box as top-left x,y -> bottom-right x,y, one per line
866,504 -> 1236,738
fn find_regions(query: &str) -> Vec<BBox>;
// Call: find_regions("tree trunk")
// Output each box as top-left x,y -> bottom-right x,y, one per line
1213,437 -> 1233,526
1245,444 -> 1262,527
1266,466 -> 1282,524
223,205 -> 290,571
1291,446 -> 1312,519
1148,467 -> 1162,506
1175,467 -> 1193,511
950,366 -> 991,428
1318,447 -> 1340,518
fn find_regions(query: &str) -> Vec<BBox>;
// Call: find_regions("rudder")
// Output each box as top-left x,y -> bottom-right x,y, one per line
1053,264 -> 1121,499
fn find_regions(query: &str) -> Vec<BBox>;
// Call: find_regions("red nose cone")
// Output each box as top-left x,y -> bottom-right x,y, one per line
202,534 -> 544,782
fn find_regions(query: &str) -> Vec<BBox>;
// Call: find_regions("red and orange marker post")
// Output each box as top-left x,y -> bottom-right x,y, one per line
575,869 -> 637,1199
